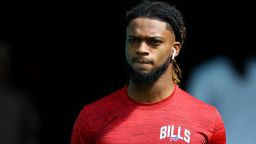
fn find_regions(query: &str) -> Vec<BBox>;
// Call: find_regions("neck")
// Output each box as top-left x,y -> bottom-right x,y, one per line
127,66 -> 175,104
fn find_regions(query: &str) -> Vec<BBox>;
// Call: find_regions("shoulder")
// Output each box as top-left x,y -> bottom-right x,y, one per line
176,87 -> 226,143
85,87 -> 125,111
72,87 -> 127,137
176,87 -> 223,132
176,86 -> 218,114
71,88 -> 126,143
76,87 -> 126,122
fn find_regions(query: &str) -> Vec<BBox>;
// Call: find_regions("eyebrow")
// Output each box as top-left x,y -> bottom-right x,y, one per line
127,35 -> 164,40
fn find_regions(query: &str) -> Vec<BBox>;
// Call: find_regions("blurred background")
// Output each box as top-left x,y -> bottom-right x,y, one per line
0,0 -> 255,144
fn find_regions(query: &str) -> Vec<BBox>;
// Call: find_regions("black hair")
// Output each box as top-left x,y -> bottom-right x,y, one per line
125,0 -> 186,45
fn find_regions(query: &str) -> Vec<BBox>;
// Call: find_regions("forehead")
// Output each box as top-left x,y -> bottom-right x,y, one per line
127,17 -> 173,37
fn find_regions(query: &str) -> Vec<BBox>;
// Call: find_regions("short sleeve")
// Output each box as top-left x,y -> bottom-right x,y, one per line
210,110 -> 226,144
71,107 -> 94,144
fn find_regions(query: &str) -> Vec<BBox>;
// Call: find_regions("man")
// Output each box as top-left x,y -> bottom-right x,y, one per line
71,0 -> 226,143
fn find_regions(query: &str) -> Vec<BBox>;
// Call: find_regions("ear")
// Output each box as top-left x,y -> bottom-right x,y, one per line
171,42 -> 181,59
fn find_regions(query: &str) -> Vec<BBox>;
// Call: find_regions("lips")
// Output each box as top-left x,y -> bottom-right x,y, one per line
132,58 -> 153,64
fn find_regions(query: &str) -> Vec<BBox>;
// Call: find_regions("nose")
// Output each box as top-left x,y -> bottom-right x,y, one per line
136,41 -> 149,55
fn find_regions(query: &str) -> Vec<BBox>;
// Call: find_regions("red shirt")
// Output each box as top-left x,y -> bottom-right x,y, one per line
71,85 -> 226,144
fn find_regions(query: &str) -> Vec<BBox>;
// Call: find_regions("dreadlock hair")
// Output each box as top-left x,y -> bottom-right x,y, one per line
125,0 -> 186,85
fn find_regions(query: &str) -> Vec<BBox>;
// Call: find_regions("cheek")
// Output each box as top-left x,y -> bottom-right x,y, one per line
125,47 -> 133,64
154,50 -> 171,65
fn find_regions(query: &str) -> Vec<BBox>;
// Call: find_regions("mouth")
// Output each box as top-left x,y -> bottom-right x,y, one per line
132,58 -> 153,64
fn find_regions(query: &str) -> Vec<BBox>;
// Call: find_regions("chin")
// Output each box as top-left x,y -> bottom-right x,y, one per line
133,67 -> 152,75
133,64 -> 153,72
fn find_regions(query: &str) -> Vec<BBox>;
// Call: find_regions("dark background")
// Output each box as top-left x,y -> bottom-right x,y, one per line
1,0 -> 255,143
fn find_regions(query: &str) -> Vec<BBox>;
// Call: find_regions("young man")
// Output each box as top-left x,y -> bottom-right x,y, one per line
71,1 -> 226,143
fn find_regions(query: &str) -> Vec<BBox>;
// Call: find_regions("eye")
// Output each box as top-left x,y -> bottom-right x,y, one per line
148,39 -> 162,47
127,37 -> 139,44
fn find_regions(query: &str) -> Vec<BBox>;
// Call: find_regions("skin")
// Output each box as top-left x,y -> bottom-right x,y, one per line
125,17 -> 181,104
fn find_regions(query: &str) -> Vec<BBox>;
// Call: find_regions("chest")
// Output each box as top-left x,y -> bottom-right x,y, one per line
96,111 -> 211,144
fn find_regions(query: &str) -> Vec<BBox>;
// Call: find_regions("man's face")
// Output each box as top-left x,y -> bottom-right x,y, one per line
125,18 -> 175,84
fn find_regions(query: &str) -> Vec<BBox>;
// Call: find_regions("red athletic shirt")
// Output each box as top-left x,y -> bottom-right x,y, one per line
71,85 -> 226,144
